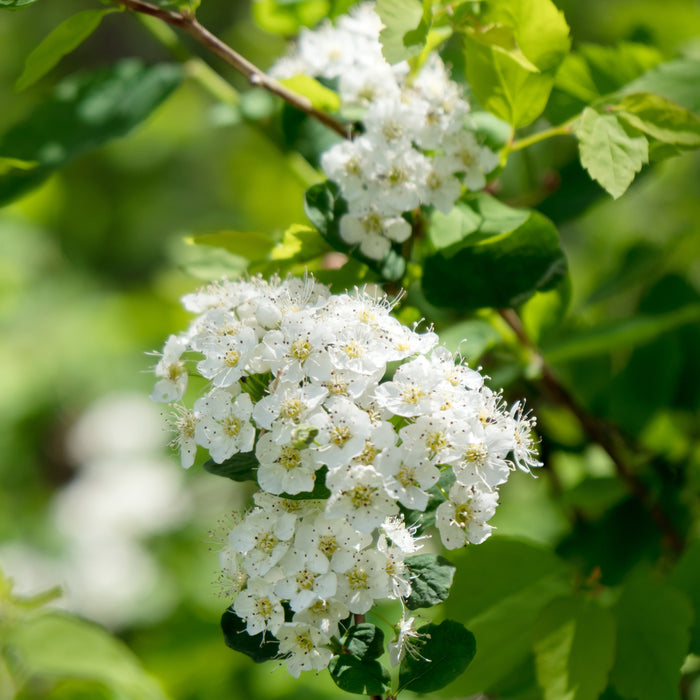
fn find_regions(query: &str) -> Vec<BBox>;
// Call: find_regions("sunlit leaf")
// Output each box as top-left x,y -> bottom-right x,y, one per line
279,75 -> 341,113
187,230 -> 275,261
376,0 -> 426,64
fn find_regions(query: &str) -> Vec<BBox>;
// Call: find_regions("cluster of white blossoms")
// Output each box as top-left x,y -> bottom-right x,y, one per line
271,3 -> 500,261
151,275 -> 541,677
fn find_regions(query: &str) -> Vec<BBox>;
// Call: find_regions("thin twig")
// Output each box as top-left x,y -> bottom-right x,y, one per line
497,308 -> 685,554
113,0 -> 351,139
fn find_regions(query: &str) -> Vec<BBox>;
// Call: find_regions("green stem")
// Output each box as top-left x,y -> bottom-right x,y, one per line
503,116 -> 579,156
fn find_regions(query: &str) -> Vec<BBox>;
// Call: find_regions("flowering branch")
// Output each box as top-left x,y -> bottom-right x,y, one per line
111,0 -> 351,139
497,308 -> 685,554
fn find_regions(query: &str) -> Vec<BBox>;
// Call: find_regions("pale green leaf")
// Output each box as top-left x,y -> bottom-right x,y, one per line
576,107 -> 648,199
376,0 -> 425,64
279,75 -> 341,113
16,9 -> 120,92
464,23 -> 540,73
270,224 -> 328,263
621,58 -> 700,113
186,230 -> 275,261
610,569 -> 692,700
534,596 -> 616,700
614,92 -> 700,147
0,156 -> 38,175
252,0 -> 329,35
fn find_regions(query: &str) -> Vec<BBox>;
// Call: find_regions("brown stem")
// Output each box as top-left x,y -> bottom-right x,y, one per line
497,308 -> 685,554
112,0 -> 351,139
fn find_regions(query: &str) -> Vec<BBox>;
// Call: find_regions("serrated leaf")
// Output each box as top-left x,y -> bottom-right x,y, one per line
464,23 -> 540,73
423,194 -> 567,310
610,569 -> 692,700
404,554 -> 456,610
187,230 -> 275,261
576,107 -> 648,199
328,655 -> 390,695
341,623 -> 385,660
463,0 -> 570,127
279,75 -> 341,113
9,613 -> 169,699
621,58 -> 700,113
614,92 -> 700,147
203,451 -> 258,481
0,60 -> 184,206
270,224 -> 329,263
398,619 -> 475,693
221,608 -> 281,663
443,538 -> 571,694
669,540 -> 700,655
533,596 -> 616,700
376,0 -> 425,64
16,8 -> 120,92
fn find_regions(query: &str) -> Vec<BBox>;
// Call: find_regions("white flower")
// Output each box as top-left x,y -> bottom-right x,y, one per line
150,334 -> 189,402
256,434 -> 318,496
378,451 -> 439,511
194,390 -> 255,463
295,514 -> 371,567
293,598 -> 349,638
388,615 -> 428,667
233,577 -> 285,636
276,623 -> 334,677
274,548 -> 337,612
436,483 -> 499,549
332,550 -> 390,614
168,405 -> 197,468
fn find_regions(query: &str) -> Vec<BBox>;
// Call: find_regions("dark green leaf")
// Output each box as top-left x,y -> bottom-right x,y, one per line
533,596 -> 616,700
203,451 -> 258,481
398,619 -> 475,693
240,372 -> 274,403
0,60 -> 184,206
610,568 -> 692,700
423,195 -> 567,310
443,538 -> 571,694
614,92 -> 700,147
328,655 -> 390,695
404,553 -> 456,610
16,8 -> 120,92
221,608 -> 281,663
376,0 -> 425,64
462,0 -> 570,127
304,181 -> 405,281
341,623 -> 385,660
669,540 -> 700,655
576,107 -> 649,199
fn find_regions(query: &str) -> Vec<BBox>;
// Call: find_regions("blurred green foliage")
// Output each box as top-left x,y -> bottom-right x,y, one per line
0,0 -> 699,699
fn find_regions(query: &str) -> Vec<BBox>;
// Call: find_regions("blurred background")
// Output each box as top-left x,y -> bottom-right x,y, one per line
1,0 -> 699,698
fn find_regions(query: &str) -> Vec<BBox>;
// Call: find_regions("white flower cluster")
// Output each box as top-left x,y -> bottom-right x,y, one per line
151,275 -> 540,676
271,3 -> 500,261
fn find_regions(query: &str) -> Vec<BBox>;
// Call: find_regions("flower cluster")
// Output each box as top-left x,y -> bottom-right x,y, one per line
271,3 -> 500,261
151,275 -> 540,676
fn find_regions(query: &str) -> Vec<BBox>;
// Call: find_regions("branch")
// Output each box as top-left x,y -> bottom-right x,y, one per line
497,308 -> 685,554
113,0 -> 351,139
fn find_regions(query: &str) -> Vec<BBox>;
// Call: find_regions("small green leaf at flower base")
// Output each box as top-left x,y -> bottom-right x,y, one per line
404,553 -> 456,610
398,619 -> 476,693
341,623 -> 385,660
221,607 -> 281,663
328,655 -> 391,695
203,451 -> 258,481
576,107 -> 649,199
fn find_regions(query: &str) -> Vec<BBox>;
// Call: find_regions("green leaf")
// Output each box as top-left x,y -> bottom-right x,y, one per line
669,540 -> 700,655
462,0 -> 570,127
520,274 -> 571,345
621,58 -> 700,113
376,0 -> 426,64
203,451 -> 258,481
279,465 -> 331,500
221,608 -> 281,663
438,318 -> 502,361
0,0 -> 39,8
9,612 -> 169,699
427,201 -> 482,253
443,538 -> 571,694
16,8 -> 120,92
328,655 -> 391,695
613,92 -> 700,147
576,107 -> 649,199
187,230 -> 275,261
341,623 -> 385,660
269,224 -> 329,264
398,619 -> 476,693
542,303 -> 700,363
404,553 -> 456,610
279,75 -> 341,113
423,194 -> 567,310
252,0 -> 329,35
304,180 -> 405,281
610,568 -> 693,700
0,60 -> 184,206
0,156 -> 37,175
533,596 -> 616,700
